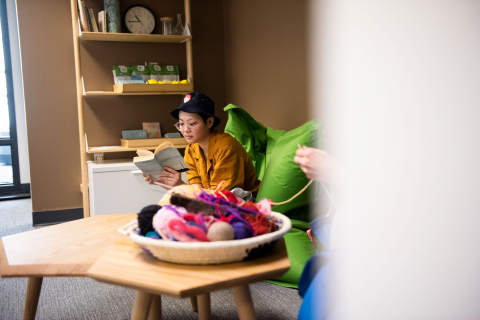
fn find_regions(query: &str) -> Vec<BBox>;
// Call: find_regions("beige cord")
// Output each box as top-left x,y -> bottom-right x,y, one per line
215,180 -> 226,192
270,143 -> 339,211
217,192 -> 229,201
270,179 -> 314,206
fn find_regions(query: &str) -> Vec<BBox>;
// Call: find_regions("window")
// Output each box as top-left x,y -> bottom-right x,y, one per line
0,0 -> 20,195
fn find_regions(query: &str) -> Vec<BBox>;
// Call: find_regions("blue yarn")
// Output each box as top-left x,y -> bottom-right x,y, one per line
185,221 -> 201,228
231,221 -> 254,239
145,231 -> 161,239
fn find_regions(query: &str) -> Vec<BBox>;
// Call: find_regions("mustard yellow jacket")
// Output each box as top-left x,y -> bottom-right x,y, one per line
184,130 -> 261,195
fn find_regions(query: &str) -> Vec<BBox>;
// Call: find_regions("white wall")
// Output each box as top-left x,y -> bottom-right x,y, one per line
308,0 -> 480,318
6,0 -> 29,184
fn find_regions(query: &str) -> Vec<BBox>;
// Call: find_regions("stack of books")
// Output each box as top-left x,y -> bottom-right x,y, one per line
77,0 -> 107,33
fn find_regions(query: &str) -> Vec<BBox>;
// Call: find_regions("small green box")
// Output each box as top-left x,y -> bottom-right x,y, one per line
131,65 -> 150,82
148,65 -> 179,83
113,65 -> 132,85
122,130 -> 147,139
165,132 -> 181,138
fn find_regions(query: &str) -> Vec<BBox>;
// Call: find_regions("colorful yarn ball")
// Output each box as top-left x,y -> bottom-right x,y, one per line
231,220 -> 254,239
137,205 -> 162,236
167,219 -> 209,242
207,221 -> 235,241
255,199 -> 272,216
214,189 -> 239,204
244,214 -> 276,236
242,201 -> 258,211
185,221 -> 201,228
152,205 -> 187,240
203,215 -> 216,230
183,212 -> 205,226
145,231 -> 161,239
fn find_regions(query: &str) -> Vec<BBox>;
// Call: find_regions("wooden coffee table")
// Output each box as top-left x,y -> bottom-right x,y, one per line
87,237 -> 290,320
0,214 -> 136,320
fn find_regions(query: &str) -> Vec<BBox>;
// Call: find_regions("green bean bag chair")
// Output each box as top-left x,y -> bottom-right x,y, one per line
224,104 -> 323,288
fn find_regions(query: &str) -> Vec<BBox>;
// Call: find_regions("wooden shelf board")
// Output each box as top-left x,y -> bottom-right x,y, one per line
79,32 -> 192,43
85,91 -> 191,96
114,83 -> 193,94
88,144 -> 188,153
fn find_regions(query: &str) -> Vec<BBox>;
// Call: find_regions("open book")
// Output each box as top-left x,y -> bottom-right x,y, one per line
134,141 -> 189,181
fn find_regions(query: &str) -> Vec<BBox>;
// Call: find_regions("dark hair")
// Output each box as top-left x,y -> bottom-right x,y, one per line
198,112 -> 215,132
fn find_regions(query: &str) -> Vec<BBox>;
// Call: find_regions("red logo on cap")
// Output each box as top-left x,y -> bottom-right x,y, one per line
184,94 -> 191,103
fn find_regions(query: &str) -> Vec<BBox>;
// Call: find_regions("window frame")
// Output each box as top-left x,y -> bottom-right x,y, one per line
0,0 -> 21,194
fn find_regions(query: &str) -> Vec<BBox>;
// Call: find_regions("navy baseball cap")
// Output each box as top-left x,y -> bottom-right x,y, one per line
170,92 -> 220,128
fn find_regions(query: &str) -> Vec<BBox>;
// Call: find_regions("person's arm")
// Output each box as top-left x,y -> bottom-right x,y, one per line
183,146 -> 203,187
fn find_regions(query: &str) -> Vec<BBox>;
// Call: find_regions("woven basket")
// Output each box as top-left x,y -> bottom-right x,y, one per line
118,211 -> 291,265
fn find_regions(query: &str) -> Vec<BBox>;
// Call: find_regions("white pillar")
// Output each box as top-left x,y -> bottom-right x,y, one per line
308,0 -> 480,318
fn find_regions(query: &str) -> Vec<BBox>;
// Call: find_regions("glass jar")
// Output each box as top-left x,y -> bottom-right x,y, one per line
173,14 -> 184,35
160,17 -> 174,35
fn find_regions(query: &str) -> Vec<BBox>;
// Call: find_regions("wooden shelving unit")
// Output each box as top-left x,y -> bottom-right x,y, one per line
70,0 -> 193,217
84,91 -> 191,96
79,31 -> 192,43
88,137 -> 188,153
87,144 -> 189,154
85,78 -> 193,96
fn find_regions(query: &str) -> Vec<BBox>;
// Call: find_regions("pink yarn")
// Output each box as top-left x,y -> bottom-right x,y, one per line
167,219 -> 210,242
152,205 -> 186,240
203,215 -> 216,230
183,212 -> 204,226
256,199 -> 272,216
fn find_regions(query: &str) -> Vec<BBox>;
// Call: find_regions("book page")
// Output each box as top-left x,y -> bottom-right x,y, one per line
136,149 -> 154,157
154,147 -> 190,172
133,156 -> 164,181
154,141 -> 174,154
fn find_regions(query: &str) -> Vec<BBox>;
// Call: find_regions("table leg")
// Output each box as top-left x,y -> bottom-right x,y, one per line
131,290 -> 153,320
232,285 -> 257,320
197,293 -> 211,320
23,276 -> 43,320
190,296 -> 198,312
147,295 -> 161,320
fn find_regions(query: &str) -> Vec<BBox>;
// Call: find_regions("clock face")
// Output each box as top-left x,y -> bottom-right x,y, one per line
125,6 -> 155,34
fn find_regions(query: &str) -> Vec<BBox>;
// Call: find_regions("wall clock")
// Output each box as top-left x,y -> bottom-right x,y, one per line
125,6 -> 155,34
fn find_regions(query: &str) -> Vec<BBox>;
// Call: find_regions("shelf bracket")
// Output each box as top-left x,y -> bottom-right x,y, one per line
94,153 -> 104,162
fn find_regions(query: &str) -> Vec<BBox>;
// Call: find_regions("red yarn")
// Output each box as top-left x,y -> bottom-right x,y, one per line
244,214 -> 275,236
214,189 -> 238,203
241,201 -> 258,211
216,204 -> 231,223
167,219 -> 210,242
183,212 -> 203,225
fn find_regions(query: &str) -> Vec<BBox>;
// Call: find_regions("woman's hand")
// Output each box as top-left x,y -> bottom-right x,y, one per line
294,147 -> 343,185
143,173 -> 154,185
158,167 -> 184,187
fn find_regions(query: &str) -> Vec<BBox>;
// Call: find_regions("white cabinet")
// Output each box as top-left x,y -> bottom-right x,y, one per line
87,160 -> 182,216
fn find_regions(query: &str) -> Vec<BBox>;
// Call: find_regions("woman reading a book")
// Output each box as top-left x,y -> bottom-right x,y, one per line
144,92 -> 261,197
